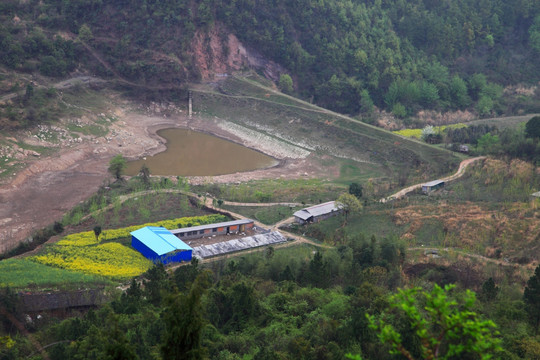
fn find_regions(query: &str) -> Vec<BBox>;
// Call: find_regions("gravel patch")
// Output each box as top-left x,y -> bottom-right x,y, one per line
217,121 -> 311,159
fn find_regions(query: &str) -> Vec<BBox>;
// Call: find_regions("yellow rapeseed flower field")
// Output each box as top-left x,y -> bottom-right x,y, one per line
31,214 -> 227,279
57,214 -> 227,246
32,243 -> 152,278
393,124 -> 467,139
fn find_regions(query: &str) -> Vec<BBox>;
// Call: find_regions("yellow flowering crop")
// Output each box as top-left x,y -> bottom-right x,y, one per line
30,214 -> 227,279
58,214 -> 227,246
31,243 -> 152,279
394,123 -> 467,139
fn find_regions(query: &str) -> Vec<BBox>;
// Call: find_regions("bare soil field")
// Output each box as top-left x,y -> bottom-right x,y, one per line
0,102 -> 325,252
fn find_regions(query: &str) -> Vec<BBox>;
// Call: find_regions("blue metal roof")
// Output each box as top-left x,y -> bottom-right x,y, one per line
131,226 -> 192,256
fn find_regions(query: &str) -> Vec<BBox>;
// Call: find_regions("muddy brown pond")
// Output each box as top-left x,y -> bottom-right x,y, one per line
125,128 -> 278,176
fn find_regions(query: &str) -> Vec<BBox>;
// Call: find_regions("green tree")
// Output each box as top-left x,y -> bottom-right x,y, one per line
161,271 -> 211,360
524,264 -> 540,333
78,24 -> 94,42
367,284 -> 502,360
103,313 -> 137,360
337,192 -> 362,224
0,336 -> 14,350
139,164 -> 151,186
480,277 -> 499,302
468,73 -> 487,101
93,225 -> 102,242
24,83 -> 34,101
419,81 -> 439,108
476,96 -> 494,116
526,116 -> 540,138
529,16 -> 540,53
449,75 -> 471,109
108,154 -> 127,180
476,133 -> 500,154
143,263 -> 170,306
349,183 -> 363,199
308,251 -> 328,288
174,257 -> 201,292
392,102 -> 407,118
338,193 -> 363,215
279,74 -> 293,94
360,89 -> 374,113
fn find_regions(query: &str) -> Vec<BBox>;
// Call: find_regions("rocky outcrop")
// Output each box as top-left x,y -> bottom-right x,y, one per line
190,23 -> 286,82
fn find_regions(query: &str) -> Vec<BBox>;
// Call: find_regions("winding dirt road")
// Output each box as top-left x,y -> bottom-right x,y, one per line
381,156 -> 486,202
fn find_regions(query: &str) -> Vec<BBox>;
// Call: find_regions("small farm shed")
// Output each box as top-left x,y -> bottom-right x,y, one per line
171,219 -> 254,240
131,226 -> 192,264
421,180 -> 445,194
293,201 -> 341,224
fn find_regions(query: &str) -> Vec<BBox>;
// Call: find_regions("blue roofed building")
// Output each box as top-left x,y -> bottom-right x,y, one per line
130,226 -> 193,264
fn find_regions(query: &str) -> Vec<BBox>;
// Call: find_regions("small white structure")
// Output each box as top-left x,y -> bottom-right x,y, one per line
293,201 -> 341,224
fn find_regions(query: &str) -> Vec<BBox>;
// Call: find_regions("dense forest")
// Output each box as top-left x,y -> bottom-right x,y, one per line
4,236 -> 538,360
1,0 -> 540,120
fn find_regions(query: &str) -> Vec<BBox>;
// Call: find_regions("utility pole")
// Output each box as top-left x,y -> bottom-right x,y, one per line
188,90 -> 193,118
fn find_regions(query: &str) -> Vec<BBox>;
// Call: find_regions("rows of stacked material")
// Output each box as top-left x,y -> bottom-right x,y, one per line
193,231 -> 286,259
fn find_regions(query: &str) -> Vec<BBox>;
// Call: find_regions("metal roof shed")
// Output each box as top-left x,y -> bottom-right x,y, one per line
293,201 -> 341,224
131,226 -> 192,264
421,180 -> 445,193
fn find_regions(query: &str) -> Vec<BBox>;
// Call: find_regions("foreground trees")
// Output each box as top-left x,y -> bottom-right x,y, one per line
524,264 -> 540,334
367,284 -> 501,360
161,271 -> 211,360
5,234 -> 540,359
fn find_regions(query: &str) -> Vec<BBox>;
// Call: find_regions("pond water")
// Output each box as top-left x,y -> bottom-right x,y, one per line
125,128 -> 278,176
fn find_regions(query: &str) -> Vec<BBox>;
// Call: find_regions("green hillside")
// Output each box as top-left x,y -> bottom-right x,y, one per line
1,0 -> 540,125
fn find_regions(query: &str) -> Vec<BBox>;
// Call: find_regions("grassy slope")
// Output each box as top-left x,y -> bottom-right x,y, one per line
467,114 -> 539,129
0,258 -> 111,289
195,75 -> 462,185
298,158 -> 540,267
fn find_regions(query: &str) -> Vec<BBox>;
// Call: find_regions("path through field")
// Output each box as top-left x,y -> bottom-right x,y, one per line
380,156 -> 486,202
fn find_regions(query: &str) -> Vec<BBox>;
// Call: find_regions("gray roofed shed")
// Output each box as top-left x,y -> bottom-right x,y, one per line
293,201 -> 341,224
421,180 -> 445,193
422,180 -> 445,187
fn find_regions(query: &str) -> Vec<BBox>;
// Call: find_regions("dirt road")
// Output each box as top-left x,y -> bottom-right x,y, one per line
0,76 -> 105,104
380,156 -> 486,202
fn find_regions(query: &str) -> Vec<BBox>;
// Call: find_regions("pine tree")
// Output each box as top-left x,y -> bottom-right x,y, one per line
524,265 -> 540,333
161,271 -> 211,360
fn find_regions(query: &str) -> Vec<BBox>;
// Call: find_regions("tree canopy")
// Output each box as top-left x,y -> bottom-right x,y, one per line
367,284 -> 502,360
108,155 -> 127,181
524,265 -> 540,333
526,116 -> 540,139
